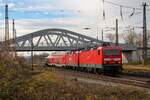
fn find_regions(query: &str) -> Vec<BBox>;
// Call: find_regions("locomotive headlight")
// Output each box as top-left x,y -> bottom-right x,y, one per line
114,58 -> 121,61
104,58 -> 111,61
104,62 -> 107,64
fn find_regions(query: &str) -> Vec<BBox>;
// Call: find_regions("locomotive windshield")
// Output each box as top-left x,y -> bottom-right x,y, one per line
104,49 -> 120,56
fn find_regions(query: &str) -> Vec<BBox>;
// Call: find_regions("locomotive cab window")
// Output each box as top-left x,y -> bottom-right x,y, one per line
98,50 -> 100,55
104,49 -> 120,56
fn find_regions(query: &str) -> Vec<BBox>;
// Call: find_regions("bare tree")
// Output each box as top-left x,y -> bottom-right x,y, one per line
122,31 -> 142,46
106,33 -> 115,42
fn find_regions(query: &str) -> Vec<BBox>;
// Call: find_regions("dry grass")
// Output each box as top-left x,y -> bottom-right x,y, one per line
27,69 -> 150,100
123,64 -> 150,72
0,58 -> 150,100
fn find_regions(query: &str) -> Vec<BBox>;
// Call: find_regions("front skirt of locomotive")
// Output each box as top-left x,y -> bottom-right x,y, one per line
102,64 -> 123,74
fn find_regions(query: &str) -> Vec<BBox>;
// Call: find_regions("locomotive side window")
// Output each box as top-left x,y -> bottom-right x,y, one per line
98,50 -> 100,55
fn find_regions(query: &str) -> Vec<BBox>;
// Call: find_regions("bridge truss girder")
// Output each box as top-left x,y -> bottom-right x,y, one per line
14,29 -> 103,51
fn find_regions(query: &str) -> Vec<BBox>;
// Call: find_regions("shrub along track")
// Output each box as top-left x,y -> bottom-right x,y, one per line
44,66 -> 150,89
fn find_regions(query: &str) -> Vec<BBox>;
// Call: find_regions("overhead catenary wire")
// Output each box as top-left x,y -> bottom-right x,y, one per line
104,0 -> 142,10
102,0 -> 142,22
101,0 -> 150,31
104,0 -> 150,11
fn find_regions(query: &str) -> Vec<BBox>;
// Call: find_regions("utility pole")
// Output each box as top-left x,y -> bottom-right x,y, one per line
142,2 -> 148,64
12,19 -> 16,41
116,19 -> 118,46
12,19 -> 17,58
31,33 -> 34,70
97,36 -> 98,40
129,25 -> 134,45
101,29 -> 103,42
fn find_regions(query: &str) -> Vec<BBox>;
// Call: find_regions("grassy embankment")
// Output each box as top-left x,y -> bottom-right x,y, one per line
123,64 -> 150,77
0,59 -> 150,100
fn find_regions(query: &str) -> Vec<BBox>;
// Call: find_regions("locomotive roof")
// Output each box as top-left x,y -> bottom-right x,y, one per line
97,46 -> 121,50
96,43 -> 136,51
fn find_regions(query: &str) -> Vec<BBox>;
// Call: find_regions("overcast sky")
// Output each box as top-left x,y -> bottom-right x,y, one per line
0,0 -> 150,42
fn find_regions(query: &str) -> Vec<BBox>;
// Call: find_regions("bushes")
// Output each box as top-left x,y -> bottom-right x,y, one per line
0,55 -> 32,100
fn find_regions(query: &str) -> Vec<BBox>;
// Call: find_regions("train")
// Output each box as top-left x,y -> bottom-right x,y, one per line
46,45 -> 122,75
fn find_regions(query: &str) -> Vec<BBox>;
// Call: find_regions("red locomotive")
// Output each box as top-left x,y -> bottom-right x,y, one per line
46,46 -> 122,75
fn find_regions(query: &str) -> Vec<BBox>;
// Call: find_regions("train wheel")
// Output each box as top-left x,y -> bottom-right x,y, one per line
91,68 -> 94,73
97,69 -> 103,75
112,70 -> 117,77
94,68 -> 97,74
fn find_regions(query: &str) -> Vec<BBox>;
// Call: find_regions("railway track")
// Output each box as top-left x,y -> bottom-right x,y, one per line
46,66 -> 150,89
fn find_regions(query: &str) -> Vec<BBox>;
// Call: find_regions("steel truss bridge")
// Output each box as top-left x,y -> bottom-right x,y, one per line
0,28 -> 136,52
6,29 -> 104,51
